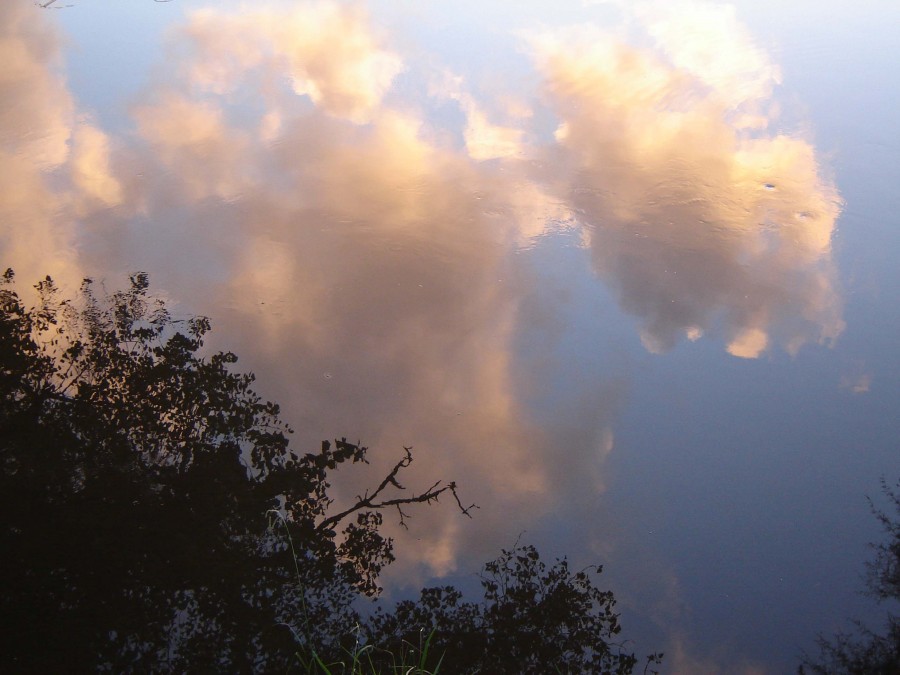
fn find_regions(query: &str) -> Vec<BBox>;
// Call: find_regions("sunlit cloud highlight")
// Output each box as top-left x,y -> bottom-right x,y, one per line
182,4 -> 403,123
0,0 -> 846,586
528,3 -> 843,357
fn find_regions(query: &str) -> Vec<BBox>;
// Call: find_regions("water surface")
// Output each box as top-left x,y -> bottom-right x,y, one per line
3,1 -> 900,670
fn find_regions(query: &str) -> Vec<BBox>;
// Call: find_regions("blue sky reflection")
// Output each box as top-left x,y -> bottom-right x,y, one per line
3,1 -> 900,671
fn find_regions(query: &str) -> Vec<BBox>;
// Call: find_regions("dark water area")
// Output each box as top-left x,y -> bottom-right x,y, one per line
3,0 -> 900,671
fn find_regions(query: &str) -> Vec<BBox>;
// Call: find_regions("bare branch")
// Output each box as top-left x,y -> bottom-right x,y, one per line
449,481 -> 479,518
315,446 -> 475,532
394,503 -> 410,529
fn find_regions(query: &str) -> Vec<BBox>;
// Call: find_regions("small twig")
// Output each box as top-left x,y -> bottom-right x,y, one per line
315,447 -> 476,532
394,503 -> 410,529
448,481 -> 478,518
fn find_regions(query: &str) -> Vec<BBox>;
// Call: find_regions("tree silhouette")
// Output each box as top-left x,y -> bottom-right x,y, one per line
0,270 -> 469,671
0,269 -> 655,673
800,479 -> 900,674
366,543 -> 661,674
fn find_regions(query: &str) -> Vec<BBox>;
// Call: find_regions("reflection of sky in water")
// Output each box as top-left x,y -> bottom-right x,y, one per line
3,1 -> 900,670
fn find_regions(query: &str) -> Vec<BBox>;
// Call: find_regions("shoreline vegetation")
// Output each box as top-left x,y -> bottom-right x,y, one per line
0,270 -> 660,673
5,269 -> 895,672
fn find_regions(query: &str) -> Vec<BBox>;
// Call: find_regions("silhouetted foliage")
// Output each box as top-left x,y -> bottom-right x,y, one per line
0,269 -> 653,673
800,479 -> 900,674
366,543 -> 662,674
0,270 -> 467,672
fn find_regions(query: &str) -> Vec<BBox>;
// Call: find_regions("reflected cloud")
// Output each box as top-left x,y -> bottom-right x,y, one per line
71,123 -> 124,211
119,3 -> 593,578
181,4 -> 403,123
133,92 -> 252,202
840,370 -> 871,395
0,5 -> 72,287
529,0 -> 844,357
211,106 -> 561,573
667,637 -> 768,675
1,0 -> 846,589
639,0 -> 781,116
0,4 -> 122,291
0,4 -> 860,670
431,70 -> 526,160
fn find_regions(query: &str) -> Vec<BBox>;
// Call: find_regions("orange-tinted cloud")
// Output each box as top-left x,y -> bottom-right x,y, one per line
1,1 -> 847,586
121,4 -> 595,578
181,3 -> 403,123
0,4 -> 122,291
529,2 -> 843,357
431,70 -> 526,160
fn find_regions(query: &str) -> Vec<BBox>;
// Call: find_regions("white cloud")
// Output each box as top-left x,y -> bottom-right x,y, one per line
0,4 -> 121,292
182,4 -> 403,123
528,3 -> 843,357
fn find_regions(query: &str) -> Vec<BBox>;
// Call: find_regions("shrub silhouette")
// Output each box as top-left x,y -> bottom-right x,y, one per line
0,270 -> 655,673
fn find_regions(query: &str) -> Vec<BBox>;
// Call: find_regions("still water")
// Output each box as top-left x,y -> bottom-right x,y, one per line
3,0 -> 900,670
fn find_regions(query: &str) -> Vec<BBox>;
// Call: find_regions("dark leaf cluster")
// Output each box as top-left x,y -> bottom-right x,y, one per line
800,479 -> 900,674
0,270 -> 654,673
364,543 -> 662,674
0,270 -> 464,671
